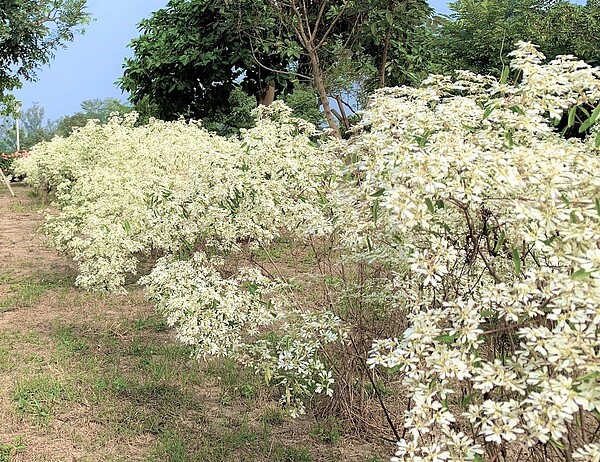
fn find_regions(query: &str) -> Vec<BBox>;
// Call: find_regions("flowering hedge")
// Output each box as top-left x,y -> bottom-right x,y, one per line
15,43 -> 600,460
1,150 -> 29,180
344,43 -> 600,461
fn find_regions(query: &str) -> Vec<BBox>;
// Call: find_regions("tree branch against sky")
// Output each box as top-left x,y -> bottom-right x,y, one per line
0,0 -> 92,114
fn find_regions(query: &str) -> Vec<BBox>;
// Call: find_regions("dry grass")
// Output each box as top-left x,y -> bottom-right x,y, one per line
0,184 -> 388,462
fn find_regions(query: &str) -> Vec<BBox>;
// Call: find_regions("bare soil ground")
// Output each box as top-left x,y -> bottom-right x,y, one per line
0,184 -> 388,462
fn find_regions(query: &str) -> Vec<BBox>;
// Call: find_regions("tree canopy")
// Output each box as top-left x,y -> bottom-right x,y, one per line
437,0 -> 600,76
119,0 -> 434,136
0,0 -> 91,113
118,0 -> 294,123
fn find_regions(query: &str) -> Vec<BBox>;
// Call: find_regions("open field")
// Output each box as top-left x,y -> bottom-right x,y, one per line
0,184 -> 387,462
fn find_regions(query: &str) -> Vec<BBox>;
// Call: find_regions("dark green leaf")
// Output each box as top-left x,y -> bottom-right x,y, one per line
511,247 -> 521,275
493,230 -> 505,253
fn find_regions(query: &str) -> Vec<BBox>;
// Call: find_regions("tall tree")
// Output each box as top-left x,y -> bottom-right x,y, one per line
119,0 -> 294,122
0,102 -> 55,151
264,0 -> 434,136
436,0 -> 600,76
54,97 -> 133,136
120,0 -> 434,136
0,0 -> 91,113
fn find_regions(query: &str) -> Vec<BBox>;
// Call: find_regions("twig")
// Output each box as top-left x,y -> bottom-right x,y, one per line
0,169 -> 15,197
349,334 -> 401,442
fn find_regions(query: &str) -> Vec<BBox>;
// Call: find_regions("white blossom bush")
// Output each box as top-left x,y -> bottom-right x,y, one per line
14,42 -> 600,459
15,104 -> 336,291
15,103 -> 344,412
338,43 -> 600,461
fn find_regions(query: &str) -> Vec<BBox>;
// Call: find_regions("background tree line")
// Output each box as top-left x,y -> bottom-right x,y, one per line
118,0 -> 600,138
2,0 -> 598,145
0,98 -> 132,152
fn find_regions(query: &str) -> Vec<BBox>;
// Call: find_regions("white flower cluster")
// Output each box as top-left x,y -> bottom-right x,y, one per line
15,42 -> 600,458
140,252 -> 287,357
354,43 -> 600,460
15,105 -> 336,291
244,310 -> 345,416
15,104 -> 343,411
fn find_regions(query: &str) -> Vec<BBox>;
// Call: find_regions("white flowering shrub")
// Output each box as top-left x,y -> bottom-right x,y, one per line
15,103 -> 344,412
340,43 -> 600,461
15,43 -> 600,458
15,105 -> 336,291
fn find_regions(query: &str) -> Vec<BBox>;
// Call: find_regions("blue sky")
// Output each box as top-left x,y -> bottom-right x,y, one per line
12,1 -> 455,121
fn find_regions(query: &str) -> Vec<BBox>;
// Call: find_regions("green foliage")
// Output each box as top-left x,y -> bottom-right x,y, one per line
13,375 -> 71,424
119,0 -> 293,122
0,438 -> 25,462
0,102 -> 55,152
0,0 -> 91,113
281,84 -> 324,127
201,87 -> 257,137
310,416 -> 343,443
437,0 -> 600,76
354,0 -> 434,88
54,97 -> 133,136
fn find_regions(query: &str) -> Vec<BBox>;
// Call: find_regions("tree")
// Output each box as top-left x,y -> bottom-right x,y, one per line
54,97 -> 133,137
265,0 -> 434,136
119,0 -> 294,123
0,102 -> 55,151
355,0 -> 433,88
0,0 -> 91,113
436,0 -> 600,76
120,0 -> 434,137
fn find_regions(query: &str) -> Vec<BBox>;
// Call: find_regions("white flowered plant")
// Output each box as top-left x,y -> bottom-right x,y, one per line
14,42 -> 600,460
351,43 -> 600,461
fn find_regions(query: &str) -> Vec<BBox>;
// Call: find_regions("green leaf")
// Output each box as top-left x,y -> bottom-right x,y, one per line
595,131 -> 600,148
579,115 -> 596,133
493,230 -> 505,253
425,198 -> 435,213
571,268 -> 592,279
482,105 -> 495,119
548,438 -> 566,450
500,66 -> 510,84
567,105 -> 577,128
588,103 -> 600,124
474,455 -> 485,462
372,199 -> 380,224
385,10 -> 393,24
434,334 -> 457,344
505,130 -> 514,147
509,105 -> 524,115
371,188 -> 385,197
595,197 -> 600,217
461,392 -> 476,408
122,220 -> 131,234
370,22 -> 378,36
511,247 -> 522,275
576,370 -> 600,382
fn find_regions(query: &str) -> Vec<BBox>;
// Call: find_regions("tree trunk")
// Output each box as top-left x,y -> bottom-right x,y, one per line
258,80 -> 276,106
379,2 -> 395,88
379,26 -> 392,87
307,45 -> 341,138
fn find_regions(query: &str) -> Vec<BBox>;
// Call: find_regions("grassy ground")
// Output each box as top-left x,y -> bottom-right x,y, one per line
0,184 -> 387,462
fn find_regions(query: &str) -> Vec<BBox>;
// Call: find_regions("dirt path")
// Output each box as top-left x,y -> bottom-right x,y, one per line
0,185 -> 73,279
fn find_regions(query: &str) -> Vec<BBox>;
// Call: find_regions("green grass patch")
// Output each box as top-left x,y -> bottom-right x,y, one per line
0,437 -> 25,462
12,375 -> 73,424
310,416 -> 343,444
0,276 -> 73,312
145,431 -> 189,462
